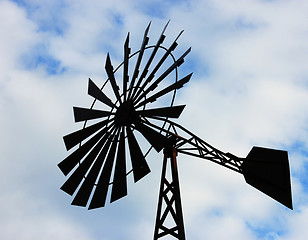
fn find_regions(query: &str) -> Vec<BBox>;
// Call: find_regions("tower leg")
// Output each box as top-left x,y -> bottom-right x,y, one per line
153,146 -> 186,240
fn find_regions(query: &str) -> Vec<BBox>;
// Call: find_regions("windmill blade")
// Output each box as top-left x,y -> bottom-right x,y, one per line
58,124 -> 114,175
88,78 -> 116,108
105,53 -> 122,104
130,21 -> 169,100
137,105 -> 185,119
110,128 -> 127,203
123,33 -> 130,102
71,131 -> 115,207
63,118 -> 112,151
135,73 -> 192,109
60,131 -> 112,195
242,146 -> 293,209
127,22 -> 151,100
134,120 -> 168,152
89,131 -> 120,209
133,30 -> 184,102
134,47 -> 191,105
126,126 -> 151,182
73,107 -> 113,122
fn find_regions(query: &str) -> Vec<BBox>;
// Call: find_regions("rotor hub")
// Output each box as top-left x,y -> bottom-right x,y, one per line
114,100 -> 136,126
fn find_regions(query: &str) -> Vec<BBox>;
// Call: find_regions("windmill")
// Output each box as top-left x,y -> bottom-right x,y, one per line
58,22 -> 293,240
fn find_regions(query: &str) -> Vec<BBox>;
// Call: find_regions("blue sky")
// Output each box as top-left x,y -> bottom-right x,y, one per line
1,0 -> 308,239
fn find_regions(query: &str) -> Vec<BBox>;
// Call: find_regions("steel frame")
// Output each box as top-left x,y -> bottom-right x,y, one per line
154,144 -> 186,240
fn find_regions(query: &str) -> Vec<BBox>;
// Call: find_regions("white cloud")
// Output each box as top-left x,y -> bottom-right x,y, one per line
0,1 -> 38,74
1,0 -> 308,239
0,189 -> 94,240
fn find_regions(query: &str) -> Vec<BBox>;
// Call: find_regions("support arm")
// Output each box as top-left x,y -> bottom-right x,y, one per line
144,117 -> 244,173
145,116 -> 292,209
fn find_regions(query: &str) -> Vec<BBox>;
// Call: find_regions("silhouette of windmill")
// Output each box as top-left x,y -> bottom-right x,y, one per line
58,22 -> 292,240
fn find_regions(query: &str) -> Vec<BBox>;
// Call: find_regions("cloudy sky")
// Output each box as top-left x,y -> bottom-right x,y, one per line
1,0 -> 308,239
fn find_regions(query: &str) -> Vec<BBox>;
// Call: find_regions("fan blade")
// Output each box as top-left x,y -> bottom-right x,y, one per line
88,78 -> 116,108
134,121 -> 167,152
110,128 -> 127,203
60,131 -> 112,196
73,107 -> 113,122
123,33 -> 130,102
134,47 -> 191,104
135,73 -> 192,109
136,20 -> 169,85
105,53 -> 122,104
137,105 -> 185,119
58,124 -> 113,175
71,132 -> 114,207
127,22 -> 151,100
63,118 -> 111,151
133,29 -> 184,102
88,132 -> 120,209
126,127 -> 151,182
131,21 -> 169,99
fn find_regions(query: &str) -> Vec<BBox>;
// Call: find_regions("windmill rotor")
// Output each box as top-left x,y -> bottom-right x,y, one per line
58,21 -> 293,239
58,21 -> 192,209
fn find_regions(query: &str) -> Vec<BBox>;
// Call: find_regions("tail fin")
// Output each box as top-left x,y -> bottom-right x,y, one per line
242,146 -> 293,209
